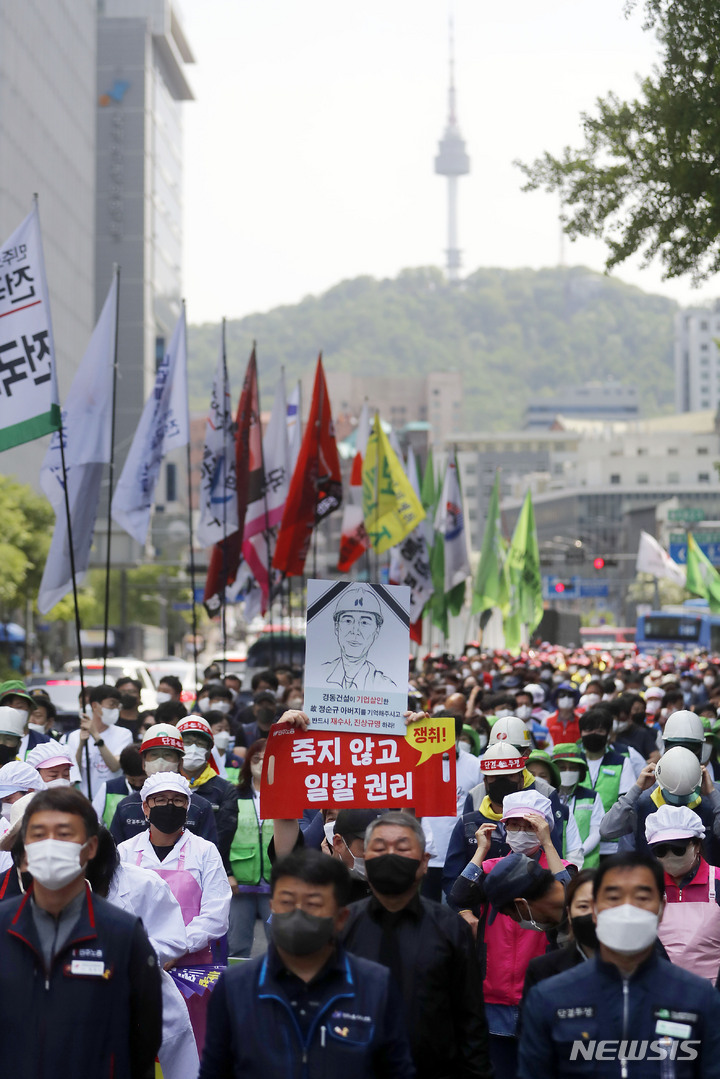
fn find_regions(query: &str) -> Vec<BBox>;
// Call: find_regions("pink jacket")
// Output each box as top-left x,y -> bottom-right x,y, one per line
481,851 -> 565,1006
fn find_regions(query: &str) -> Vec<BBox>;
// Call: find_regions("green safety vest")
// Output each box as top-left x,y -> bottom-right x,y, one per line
229,796 -> 274,885
570,786 -> 600,869
102,790 -> 127,830
225,766 -> 241,786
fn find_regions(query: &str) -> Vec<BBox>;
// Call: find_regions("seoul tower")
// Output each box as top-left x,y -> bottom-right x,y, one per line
434,18 -> 470,282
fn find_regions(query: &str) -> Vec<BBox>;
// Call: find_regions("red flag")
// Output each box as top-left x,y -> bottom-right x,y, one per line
204,348 -> 260,610
273,355 -> 342,577
409,617 -> 422,646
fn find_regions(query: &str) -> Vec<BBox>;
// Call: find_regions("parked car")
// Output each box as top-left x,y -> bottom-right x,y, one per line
62,657 -> 158,710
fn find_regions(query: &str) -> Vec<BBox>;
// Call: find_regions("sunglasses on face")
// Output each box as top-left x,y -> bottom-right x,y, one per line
652,841 -> 691,858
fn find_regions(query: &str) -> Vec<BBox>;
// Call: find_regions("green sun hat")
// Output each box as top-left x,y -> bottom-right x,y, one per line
526,749 -> 562,789
551,742 -> 589,779
0,680 -> 33,709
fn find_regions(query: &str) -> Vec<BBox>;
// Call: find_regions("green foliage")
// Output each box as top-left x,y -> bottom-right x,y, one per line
187,266 -> 676,431
0,476 -> 54,610
519,0 -> 720,282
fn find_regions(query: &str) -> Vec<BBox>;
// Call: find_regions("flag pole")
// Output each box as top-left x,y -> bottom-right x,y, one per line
221,317 -> 228,676
183,301 -> 199,693
102,264 -> 120,680
313,354 -> 323,580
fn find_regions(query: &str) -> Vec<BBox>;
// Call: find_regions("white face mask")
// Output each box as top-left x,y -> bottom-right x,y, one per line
514,897 -> 554,932
558,696 -> 574,710
560,769 -> 581,789
287,697 -> 304,710
214,730 -> 232,752
210,701 -> 232,715
100,707 -> 119,727
26,838 -> 86,891
645,700 -> 661,714
458,741 -> 470,754
182,745 -> 208,771
323,821 -> 335,846
144,757 -> 179,775
477,734 -> 488,751
505,831 -> 541,856
155,692 -> 171,705
656,846 -> 697,879
45,778 -> 72,789
28,723 -> 47,736
702,743 -> 713,764
515,705 -> 532,721
495,708 -> 511,719
584,694 -> 601,708
595,903 -> 659,954
704,676 -> 715,688
343,838 -> 366,879
197,697 -> 210,713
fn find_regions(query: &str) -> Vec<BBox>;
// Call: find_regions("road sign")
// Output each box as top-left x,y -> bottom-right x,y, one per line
668,508 -> 705,523
578,580 -> 609,598
670,540 -> 720,565
543,575 -> 579,599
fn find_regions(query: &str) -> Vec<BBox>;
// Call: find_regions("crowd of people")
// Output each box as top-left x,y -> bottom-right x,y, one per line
2,645 -> 720,1076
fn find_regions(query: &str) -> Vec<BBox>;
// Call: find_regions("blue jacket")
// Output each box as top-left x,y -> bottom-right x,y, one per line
108,788 -> 219,846
519,951 -> 720,1078
198,944 -> 415,1079
0,882 -> 161,1079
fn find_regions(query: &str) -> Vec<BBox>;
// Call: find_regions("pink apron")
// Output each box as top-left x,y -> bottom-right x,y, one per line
659,865 -> 720,983
136,845 -> 214,1050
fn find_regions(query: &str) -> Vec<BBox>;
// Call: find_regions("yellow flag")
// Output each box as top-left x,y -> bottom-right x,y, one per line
362,414 -> 425,554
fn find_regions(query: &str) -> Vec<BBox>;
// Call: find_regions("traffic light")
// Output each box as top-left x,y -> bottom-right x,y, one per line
554,581 -> 570,594
593,556 -> 605,570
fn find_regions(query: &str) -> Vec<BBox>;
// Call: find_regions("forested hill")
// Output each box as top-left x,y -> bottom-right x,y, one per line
186,265 -> 678,431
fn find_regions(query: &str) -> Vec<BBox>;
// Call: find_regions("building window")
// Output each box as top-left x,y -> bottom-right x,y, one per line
166,463 -> 177,502
637,473 -> 649,484
701,320 -> 709,331
667,446 -> 679,455
610,474 -> 621,484
698,446 -> 709,455
637,447 -> 648,456
698,472 -> 711,483
667,472 -> 680,483
155,336 -> 165,372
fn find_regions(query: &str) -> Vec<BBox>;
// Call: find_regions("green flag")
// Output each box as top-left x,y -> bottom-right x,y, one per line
429,533 -> 448,638
421,447 -> 437,515
686,532 -> 720,613
504,489 -> 544,651
472,471 -> 509,615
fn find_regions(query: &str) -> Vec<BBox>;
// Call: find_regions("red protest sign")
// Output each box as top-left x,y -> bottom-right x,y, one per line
260,719 -> 457,817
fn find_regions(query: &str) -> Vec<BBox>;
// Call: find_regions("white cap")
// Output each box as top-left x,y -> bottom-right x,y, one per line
0,706 -> 26,739
644,686 -> 665,701
480,743 -> 526,774
502,789 -> 554,828
0,792 -> 37,851
140,771 -> 191,804
655,746 -> 702,798
663,710 -> 705,744
489,716 -> 532,749
0,761 -> 45,800
645,804 -> 706,845
26,740 -> 73,772
523,684 -> 545,705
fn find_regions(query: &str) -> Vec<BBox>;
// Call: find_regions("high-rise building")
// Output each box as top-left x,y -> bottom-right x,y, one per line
434,20 -> 470,283
95,0 -> 194,561
0,0 -> 97,484
675,304 -> 720,412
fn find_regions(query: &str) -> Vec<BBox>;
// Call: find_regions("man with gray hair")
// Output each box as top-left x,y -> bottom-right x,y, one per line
342,811 -> 492,1079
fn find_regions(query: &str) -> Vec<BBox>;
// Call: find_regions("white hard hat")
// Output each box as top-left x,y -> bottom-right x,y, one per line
663,710 -> 705,744
655,746 -> 702,798
489,716 -> 532,749
479,743 -> 526,774
0,706 -> 25,739
523,684 -> 545,705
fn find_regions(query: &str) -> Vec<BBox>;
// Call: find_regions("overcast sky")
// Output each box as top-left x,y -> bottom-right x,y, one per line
180,0 -> 720,325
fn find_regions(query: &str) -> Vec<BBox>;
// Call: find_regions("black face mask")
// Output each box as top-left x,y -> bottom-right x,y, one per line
0,745 -> 17,767
148,804 -> 187,834
631,711 -> 646,726
271,909 -> 335,956
570,913 -> 598,950
120,694 -> 139,711
365,853 -> 420,895
581,733 -> 606,754
486,776 -> 521,806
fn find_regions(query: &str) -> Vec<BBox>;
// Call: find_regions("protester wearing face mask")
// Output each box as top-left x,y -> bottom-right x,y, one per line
115,677 -> 143,740
66,683 -> 132,800
552,744 -> 604,869
0,787 -> 162,1078
226,739 -> 272,958
645,805 -> 720,982
26,741 -> 75,791
0,705 -> 26,768
0,762 -> 45,834
240,690 -> 279,748
16,689 -> 56,760
449,791 -> 571,1075
341,811 -> 492,1079
117,772 -> 231,1051
607,694 -> 661,769
156,675 -> 183,705
545,682 -> 581,746
601,744 -> 720,864
444,741 -> 567,901
0,680 -> 34,724
109,724 -> 220,848
200,848 -> 415,1079
578,706 -> 635,858
520,869 -> 598,1003
208,712 -> 243,783
177,716 -> 238,870
519,852 -> 720,1078
86,745 -> 146,828
515,687 -> 553,751
330,808 -> 382,902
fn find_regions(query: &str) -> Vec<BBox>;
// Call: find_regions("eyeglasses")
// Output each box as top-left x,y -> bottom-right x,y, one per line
652,841 -> 691,858
147,796 -> 188,808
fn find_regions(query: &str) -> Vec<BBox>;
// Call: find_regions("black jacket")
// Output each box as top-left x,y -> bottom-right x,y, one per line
341,893 -> 492,1079
108,789 -> 219,847
0,882 -> 161,1079
186,774 -> 239,869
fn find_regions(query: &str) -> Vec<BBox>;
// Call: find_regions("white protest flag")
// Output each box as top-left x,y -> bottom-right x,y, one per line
0,202 -> 60,450
637,530 -> 686,587
435,451 -> 471,593
111,308 -> 189,544
38,275 -> 117,613
389,443 -> 434,625
241,370 -> 291,611
286,380 -> 301,472
196,331 -> 237,548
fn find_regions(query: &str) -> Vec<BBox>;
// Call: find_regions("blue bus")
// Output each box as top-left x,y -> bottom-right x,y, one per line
635,608 -> 720,653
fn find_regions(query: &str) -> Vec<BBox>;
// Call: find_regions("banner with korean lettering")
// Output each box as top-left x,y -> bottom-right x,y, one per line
303,579 -> 411,734
0,203 -> 60,450
260,717 -> 456,816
